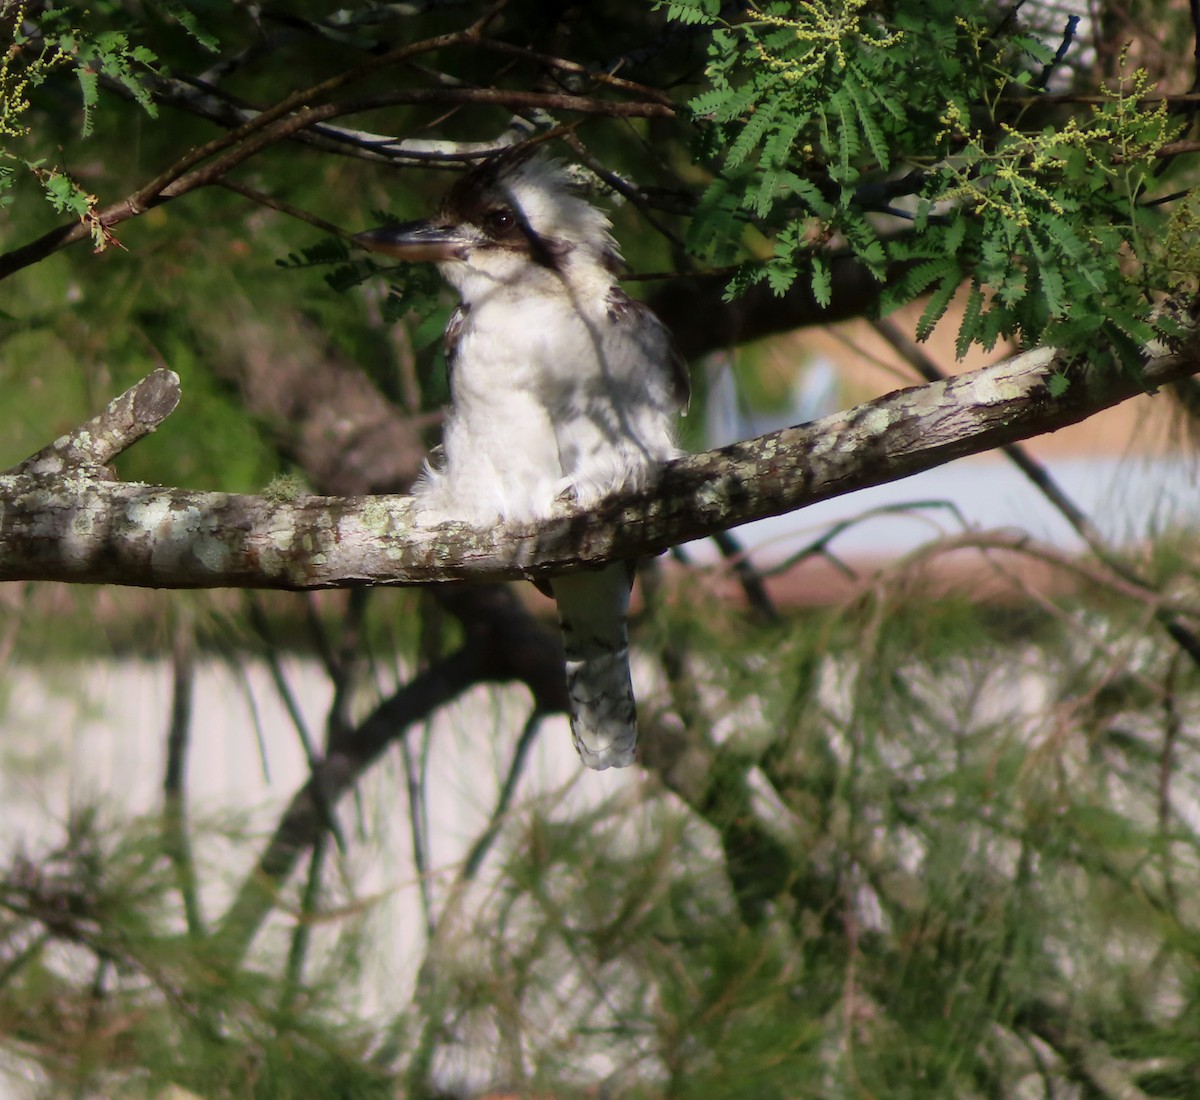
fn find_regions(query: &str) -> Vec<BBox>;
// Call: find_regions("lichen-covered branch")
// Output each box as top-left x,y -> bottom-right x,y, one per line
12,369 -> 181,477
0,338 -> 1196,591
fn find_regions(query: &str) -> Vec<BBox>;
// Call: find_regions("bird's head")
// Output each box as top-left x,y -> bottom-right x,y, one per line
355,148 -> 620,298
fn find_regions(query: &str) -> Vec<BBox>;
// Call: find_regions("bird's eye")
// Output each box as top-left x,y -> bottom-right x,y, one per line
484,207 -> 516,235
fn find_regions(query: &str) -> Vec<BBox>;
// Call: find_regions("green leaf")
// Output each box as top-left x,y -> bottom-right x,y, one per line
941,214 -> 967,257
324,264 -> 374,293
903,258 -> 959,298
689,83 -> 758,123
1046,371 -> 1070,397
766,258 -> 797,296
915,273 -> 959,342
663,0 -> 719,25
791,177 -> 834,219
956,283 -> 984,359
726,96 -> 783,170
845,80 -> 889,170
810,254 -> 832,307
976,305 -> 1009,351
1037,262 -> 1067,319
154,1 -> 220,51
996,269 -> 1027,306
76,68 -> 98,137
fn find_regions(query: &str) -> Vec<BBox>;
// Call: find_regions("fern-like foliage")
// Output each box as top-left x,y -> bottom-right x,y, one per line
278,237 -> 445,332
676,1 -> 1192,364
1,3 -> 161,247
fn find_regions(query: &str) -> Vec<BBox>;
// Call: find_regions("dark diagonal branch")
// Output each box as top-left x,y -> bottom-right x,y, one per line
0,25 -> 482,282
0,84 -> 671,283
211,644 -> 482,960
212,584 -> 565,961
647,256 -> 904,359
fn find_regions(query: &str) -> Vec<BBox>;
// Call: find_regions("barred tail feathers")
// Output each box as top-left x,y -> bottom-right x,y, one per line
549,564 -> 638,770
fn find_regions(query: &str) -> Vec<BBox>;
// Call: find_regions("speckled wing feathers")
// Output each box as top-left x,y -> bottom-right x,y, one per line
550,564 -> 639,770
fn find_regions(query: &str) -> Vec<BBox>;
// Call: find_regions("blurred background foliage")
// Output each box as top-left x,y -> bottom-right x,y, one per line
3,2 -> 1200,1099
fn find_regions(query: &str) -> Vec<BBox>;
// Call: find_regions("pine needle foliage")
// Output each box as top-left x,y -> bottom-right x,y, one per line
0,810 -> 392,1100
396,562 -> 1200,1097
672,0 -> 1191,365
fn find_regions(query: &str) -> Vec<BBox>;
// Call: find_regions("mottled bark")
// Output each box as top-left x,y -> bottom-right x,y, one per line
15,368 -> 180,478
0,339 -> 1195,590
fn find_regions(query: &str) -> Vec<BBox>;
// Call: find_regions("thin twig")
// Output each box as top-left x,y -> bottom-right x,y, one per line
401,707 -> 546,1085
0,26 -> 481,280
162,604 -> 205,937
402,735 -> 436,941
303,592 -> 341,684
0,932 -> 48,994
118,70 -> 535,165
562,131 -> 691,253
639,558 -> 708,734
215,179 -> 352,239
212,641 -> 487,962
218,646 -> 273,785
281,831 -> 327,1011
758,500 -> 970,579
324,587 -> 372,746
460,710 -> 543,883
891,529 -> 1200,613
0,82 -> 673,280
133,26 -> 488,196
1190,0 -> 1200,94
1033,15 -> 1081,90
472,37 -> 677,106
1011,91 -> 1200,107
333,86 -> 675,121
1159,653 -> 1182,910
247,596 -> 346,853
711,529 -> 779,621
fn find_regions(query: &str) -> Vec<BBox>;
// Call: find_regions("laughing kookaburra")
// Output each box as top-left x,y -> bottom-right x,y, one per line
355,149 -> 689,770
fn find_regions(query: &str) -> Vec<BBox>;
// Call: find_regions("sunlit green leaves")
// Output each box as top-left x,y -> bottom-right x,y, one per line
676,1 -> 1191,364
72,29 -> 160,135
0,4 -> 162,244
38,167 -> 92,218
656,0 -> 721,26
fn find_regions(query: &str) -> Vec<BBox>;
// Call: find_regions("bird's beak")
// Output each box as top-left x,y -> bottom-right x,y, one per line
353,220 -> 471,263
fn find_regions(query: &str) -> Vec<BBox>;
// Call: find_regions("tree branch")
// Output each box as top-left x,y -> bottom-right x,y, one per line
0,26 -> 469,281
872,317 -> 1200,670
12,368 -> 181,477
0,84 -> 672,283
1,336 -> 1196,591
